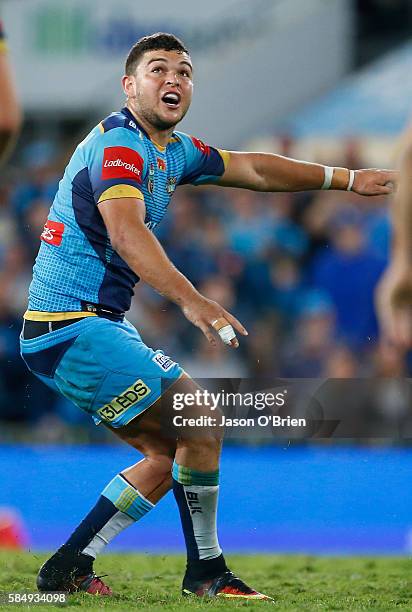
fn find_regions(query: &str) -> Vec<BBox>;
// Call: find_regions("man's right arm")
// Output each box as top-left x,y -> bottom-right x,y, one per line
98,197 -> 247,347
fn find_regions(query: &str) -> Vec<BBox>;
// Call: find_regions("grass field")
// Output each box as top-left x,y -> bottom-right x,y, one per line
0,551 -> 411,610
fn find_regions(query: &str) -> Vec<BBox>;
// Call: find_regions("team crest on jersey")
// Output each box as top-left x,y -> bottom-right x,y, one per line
148,163 -> 155,194
166,176 -> 177,195
40,220 -> 65,246
157,157 -> 166,171
102,146 -> 143,182
191,136 -> 210,156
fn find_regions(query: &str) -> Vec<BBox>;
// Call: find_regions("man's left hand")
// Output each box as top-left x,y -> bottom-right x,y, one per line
352,169 -> 399,196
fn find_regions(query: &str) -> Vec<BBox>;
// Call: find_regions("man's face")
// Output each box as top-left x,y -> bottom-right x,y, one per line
125,49 -> 193,131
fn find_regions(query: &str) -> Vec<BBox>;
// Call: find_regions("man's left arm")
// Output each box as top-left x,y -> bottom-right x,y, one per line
217,150 -> 397,196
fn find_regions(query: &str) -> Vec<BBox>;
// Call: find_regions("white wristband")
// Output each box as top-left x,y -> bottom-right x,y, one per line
321,166 -> 334,190
347,169 -> 355,191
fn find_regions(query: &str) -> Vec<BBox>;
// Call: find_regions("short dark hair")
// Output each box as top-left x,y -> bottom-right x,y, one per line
125,32 -> 189,75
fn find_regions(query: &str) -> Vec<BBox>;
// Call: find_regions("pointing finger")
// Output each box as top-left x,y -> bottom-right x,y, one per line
377,184 -> 394,195
222,309 -> 248,336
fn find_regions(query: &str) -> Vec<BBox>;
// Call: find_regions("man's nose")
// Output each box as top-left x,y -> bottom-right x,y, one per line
165,72 -> 180,86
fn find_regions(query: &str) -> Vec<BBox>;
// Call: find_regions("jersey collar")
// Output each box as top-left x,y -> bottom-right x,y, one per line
121,107 -> 177,152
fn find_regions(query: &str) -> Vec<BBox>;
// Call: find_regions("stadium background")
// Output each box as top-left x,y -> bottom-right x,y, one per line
1,0 -> 412,556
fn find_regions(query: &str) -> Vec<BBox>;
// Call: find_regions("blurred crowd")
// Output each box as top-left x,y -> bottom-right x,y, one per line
0,131 -> 409,441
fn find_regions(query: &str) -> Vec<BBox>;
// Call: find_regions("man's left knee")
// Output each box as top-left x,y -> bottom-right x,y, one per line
146,453 -> 174,477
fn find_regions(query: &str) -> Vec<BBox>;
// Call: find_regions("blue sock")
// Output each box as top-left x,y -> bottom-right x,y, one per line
56,474 -> 153,569
172,461 -> 227,580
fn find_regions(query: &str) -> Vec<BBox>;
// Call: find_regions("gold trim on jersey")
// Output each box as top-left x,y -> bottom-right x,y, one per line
24,310 -> 97,321
151,140 -> 166,153
98,184 -> 144,203
218,149 -> 231,171
150,135 -> 181,151
152,136 -> 181,151
98,122 -> 105,134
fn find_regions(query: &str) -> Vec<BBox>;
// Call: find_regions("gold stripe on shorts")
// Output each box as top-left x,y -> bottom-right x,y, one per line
24,310 -> 97,322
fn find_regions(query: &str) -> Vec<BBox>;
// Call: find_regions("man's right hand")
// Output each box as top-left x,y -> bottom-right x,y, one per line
181,296 -> 248,349
376,260 -> 412,348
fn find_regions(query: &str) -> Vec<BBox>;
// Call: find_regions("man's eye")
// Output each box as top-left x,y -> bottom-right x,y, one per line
180,70 -> 190,78
152,67 -> 162,73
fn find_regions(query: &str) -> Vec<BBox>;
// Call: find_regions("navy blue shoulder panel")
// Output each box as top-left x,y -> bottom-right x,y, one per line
101,111 -> 133,134
102,107 -> 153,139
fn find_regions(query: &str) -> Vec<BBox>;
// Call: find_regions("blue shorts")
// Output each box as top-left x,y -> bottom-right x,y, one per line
20,317 -> 183,427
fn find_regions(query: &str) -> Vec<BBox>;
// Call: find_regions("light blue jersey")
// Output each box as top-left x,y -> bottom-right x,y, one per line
28,106 -> 229,316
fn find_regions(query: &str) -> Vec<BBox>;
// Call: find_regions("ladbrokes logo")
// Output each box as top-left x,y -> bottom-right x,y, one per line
102,146 -> 143,182
40,219 -> 65,246
97,379 -> 151,422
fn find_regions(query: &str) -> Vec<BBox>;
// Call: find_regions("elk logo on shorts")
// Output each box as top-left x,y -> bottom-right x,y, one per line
102,146 -> 143,182
97,379 -> 151,422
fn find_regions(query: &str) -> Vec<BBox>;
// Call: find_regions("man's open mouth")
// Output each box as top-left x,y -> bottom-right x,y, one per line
161,92 -> 181,108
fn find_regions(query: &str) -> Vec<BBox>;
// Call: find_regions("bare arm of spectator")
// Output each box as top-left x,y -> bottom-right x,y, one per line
0,20 -> 22,165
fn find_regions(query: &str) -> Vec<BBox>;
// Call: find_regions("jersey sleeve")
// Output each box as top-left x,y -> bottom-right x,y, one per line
177,132 -> 230,186
85,125 -> 147,204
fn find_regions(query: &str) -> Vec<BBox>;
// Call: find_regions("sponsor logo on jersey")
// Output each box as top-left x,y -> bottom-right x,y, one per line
148,162 -> 155,194
40,219 -> 65,246
166,176 -> 177,195
152,352 -> 175,372
157,157 -> 166,171
102,146 -> 143,181
97,379 -> 151,422
191,136 -> 210,156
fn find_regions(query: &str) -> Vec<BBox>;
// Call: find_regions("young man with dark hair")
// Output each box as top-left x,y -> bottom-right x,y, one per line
21,32 -> 396,600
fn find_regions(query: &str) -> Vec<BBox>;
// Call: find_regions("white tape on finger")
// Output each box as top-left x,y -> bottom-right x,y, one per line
218,324 -> 236,345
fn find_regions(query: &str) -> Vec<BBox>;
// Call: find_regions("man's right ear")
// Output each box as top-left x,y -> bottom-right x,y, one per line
122,75 -> 137,99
